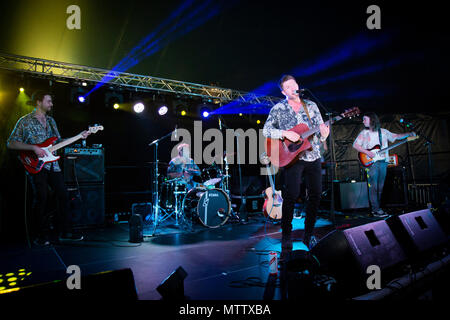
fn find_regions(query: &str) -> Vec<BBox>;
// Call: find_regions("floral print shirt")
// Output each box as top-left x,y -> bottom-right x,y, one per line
8,110 -> 62,172
263,99 -> 325,162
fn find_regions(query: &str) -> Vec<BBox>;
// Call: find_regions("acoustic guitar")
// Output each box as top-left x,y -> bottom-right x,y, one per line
265,107 -> 360,167
260,152 -> 282,220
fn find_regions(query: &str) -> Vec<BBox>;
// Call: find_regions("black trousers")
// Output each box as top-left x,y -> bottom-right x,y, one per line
280,159 -> 322,239
27,169 -> 71,239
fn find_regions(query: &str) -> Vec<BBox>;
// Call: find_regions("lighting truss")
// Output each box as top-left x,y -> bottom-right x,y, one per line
0,52 -> 282,106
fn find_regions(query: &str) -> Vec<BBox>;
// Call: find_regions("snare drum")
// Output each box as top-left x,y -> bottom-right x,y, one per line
182,187 -> 231,228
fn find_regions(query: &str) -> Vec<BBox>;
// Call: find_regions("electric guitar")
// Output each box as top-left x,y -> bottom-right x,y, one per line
19,125 -> 104,174
265,107 -> 360,167
358,134 -> 418,167
260,152 -> 282,220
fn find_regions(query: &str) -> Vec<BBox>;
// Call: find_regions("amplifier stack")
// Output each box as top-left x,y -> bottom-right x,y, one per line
64,145 -> 105,228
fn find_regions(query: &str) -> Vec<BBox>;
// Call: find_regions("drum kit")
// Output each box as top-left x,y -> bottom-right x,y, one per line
148,152 -> 238,232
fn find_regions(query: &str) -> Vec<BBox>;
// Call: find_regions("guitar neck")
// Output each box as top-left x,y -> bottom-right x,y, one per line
300,116 -> 341,139
48,134 -> 83,153
379,135 -> 412,153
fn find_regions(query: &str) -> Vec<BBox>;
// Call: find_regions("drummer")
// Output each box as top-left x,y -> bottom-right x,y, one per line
167,143 -> 201,190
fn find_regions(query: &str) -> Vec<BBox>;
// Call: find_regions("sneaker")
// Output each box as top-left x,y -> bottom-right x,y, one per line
59,232 -> 84,241
372,209 -> 388,218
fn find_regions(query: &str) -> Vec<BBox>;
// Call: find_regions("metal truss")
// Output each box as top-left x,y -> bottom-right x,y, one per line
0,52 -> 282,106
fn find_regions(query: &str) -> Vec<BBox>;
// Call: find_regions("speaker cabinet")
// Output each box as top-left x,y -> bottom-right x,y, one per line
387,209 -> 448,257
334,181 -> 369,210
311,220 -> 407,292
63,148 -> 104,184
67,184 -> 105,227
381,167 -> 408,207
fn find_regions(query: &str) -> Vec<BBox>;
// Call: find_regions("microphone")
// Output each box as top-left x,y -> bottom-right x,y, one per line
295,88 -> 306,94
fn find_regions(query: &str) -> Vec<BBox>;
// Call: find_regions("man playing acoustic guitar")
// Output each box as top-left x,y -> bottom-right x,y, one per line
263,75 -> 329,250
7,90 -> 89,245
353,113 -> 413,217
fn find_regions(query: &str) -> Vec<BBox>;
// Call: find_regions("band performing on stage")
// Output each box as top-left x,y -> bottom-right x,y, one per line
5,73 -> 420,250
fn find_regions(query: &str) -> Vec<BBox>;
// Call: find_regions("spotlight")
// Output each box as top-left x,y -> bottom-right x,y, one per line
78,96 -> 86,103
19,87 -> 24,93
81,82 -> 87,87
158,106 -> 168,116
239,113 -> 243,117
113,103 -> 120,109
181,110 -> 187,116
256,120 -> 261,124
133,102 -> 145,113
202,110 -> 210,118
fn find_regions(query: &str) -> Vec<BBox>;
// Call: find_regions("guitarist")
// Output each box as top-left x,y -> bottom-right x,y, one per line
7,90 -> 89,245
353,113 -> 412,217
263,75 -> 329,250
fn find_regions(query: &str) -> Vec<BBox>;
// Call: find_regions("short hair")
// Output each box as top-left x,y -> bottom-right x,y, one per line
27,90 -> 52,106
364,112 -> 381,132
278,74 -> 296,91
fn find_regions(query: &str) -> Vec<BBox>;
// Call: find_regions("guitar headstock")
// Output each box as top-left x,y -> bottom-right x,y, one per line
260,152 -> 270,165
88,125 -> 104,134
341,107 -> 361,119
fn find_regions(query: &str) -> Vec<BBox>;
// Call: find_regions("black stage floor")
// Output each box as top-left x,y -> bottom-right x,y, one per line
0,209 -> 386,300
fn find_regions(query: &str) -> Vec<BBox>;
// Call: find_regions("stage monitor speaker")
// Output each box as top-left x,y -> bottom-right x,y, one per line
381,167 -> 408,207
63,148 -> 104,184
387,209 -> 448,257
3,268 -> 137,299
311,220 -> 407,292
67,184 -> 105,227
334,181 -> 369,210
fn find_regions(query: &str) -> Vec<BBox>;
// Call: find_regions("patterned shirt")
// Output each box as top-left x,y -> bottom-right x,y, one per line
263,99 -> 325,162
353,128 -> 396,161
7,110 -> 62,172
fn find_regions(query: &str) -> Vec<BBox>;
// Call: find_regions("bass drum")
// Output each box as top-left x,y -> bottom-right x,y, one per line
182,187 -> 231,228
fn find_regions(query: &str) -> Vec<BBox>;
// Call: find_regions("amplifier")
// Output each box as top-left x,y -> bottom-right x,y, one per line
64,147 -> 104,184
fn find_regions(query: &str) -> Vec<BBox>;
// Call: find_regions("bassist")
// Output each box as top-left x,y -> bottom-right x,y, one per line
353,113 -> 412,217
263,75 -> 329,250
7,90 -> 88,245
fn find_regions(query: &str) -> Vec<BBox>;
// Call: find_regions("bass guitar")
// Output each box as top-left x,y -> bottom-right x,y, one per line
265,107 -> 360,167
260,152 -> 282,220
358,134 -> 418,167
19,125 -> 104,174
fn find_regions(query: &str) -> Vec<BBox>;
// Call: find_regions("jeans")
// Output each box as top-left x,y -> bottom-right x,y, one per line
366,161 -> 388,212
280,159 -> 322,239
28,169 -> 71,239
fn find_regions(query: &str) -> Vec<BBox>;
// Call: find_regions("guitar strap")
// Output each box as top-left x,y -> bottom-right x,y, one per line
378,128 -> 383,148
301,99 -> 313,126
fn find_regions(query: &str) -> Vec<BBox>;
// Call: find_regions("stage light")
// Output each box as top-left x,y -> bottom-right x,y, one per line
78,96 -> 85,103
239,113 -> 243,116
181,110 -> 187,116
19,87 -> 24,93
256,120 -> 261,124
133,102 -> 145,113
82,82 -> 87,87
202,111 -> 210,118
113,103 -> 120,109
158,106 -> 168,116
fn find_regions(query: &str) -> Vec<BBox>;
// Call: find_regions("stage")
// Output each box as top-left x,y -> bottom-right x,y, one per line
0,211 -> 378,300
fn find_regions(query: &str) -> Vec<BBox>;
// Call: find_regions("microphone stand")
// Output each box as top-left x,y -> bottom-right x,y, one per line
401,121 -> 435,206
218,116 -> 244,222
304,89 -> 337,227
148,128 -> 176,236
